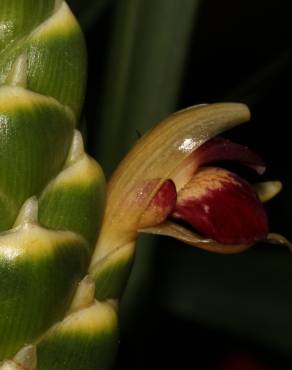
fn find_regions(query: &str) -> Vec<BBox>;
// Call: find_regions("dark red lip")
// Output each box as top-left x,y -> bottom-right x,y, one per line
172,167 -> 268,244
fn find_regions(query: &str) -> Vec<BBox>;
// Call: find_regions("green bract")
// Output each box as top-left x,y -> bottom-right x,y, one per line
0,1 -> 117,369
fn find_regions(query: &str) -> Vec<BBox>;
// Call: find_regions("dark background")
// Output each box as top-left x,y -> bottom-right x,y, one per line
69,1 -> 292,369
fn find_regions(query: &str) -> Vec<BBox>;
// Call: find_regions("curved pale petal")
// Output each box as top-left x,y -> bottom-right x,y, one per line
92,103 -> 251,262
139,221 -> 251,254
266,233 -> 292,251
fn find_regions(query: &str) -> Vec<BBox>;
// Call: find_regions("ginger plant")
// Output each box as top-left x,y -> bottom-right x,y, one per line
0,1 -> 289,369
0,1 -> 116,369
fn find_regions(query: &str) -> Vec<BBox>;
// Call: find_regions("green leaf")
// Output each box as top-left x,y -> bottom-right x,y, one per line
93,0 -> 201,174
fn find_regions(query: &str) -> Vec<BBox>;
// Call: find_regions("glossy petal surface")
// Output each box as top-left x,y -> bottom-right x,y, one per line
173,167 -> 269,244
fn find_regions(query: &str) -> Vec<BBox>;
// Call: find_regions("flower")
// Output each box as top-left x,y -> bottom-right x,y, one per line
90,103 -> 289,267
139,136 -> 269,245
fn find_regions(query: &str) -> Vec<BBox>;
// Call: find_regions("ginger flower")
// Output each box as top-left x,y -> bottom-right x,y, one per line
89,103 -> 289,293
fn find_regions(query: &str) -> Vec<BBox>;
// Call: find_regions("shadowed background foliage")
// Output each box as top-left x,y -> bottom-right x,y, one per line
68,0 -> 292,369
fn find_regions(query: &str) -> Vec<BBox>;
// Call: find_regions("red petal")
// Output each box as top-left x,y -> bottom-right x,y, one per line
172,167 -> 268,244
194,137 -> 266,174
139,180 -> 177,228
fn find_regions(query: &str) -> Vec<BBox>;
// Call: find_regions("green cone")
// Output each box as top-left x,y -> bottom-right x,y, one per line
0,2 -> 117,369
